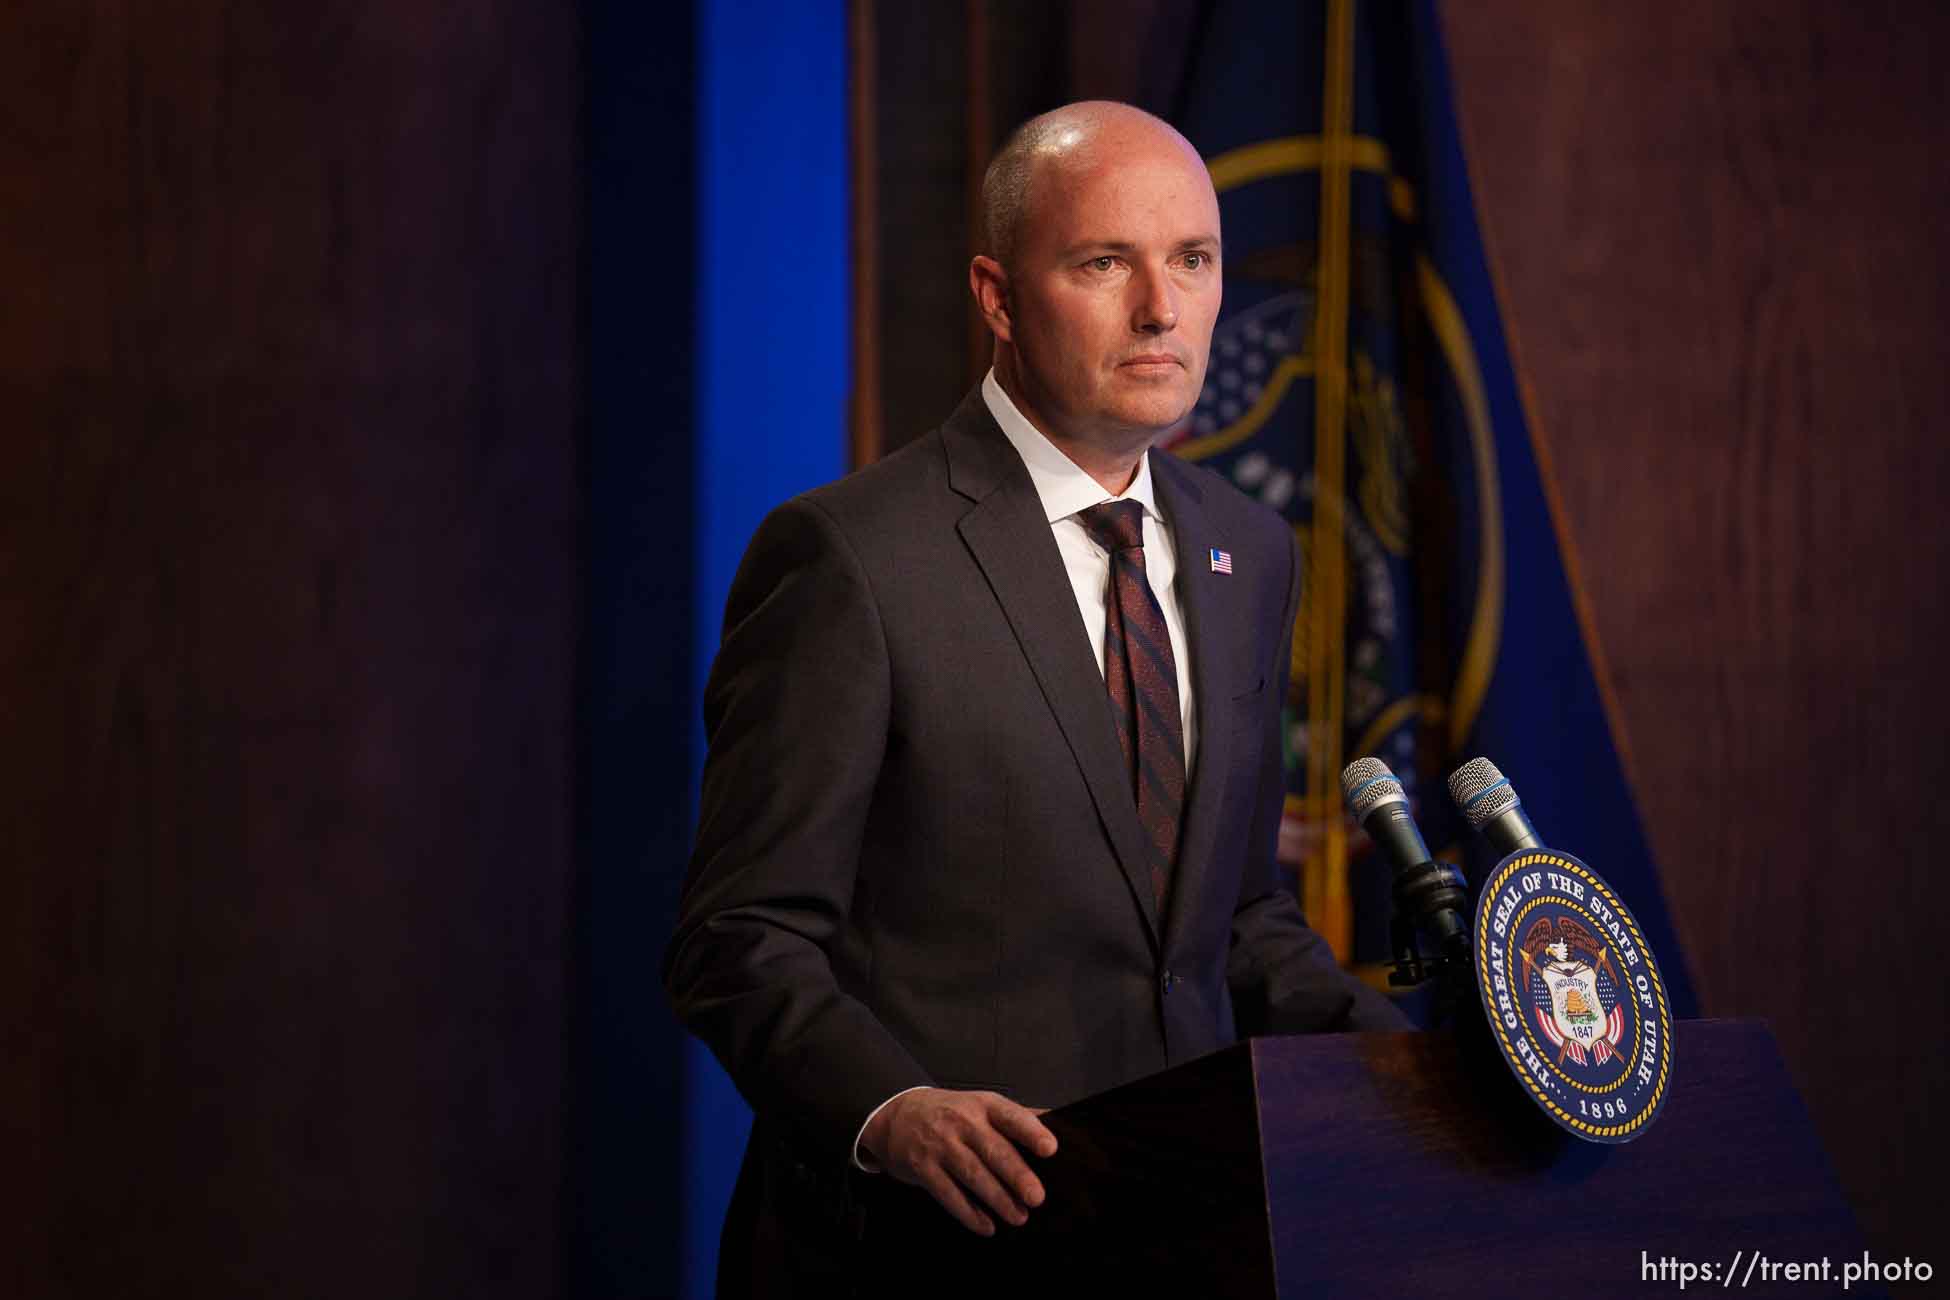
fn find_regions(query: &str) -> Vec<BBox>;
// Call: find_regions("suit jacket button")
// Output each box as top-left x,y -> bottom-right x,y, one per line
1160,969 -> 1174,996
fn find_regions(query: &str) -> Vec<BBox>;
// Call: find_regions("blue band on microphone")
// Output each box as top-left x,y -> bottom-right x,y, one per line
1462,777 -> 1512,807
1347,775 -> 1399,805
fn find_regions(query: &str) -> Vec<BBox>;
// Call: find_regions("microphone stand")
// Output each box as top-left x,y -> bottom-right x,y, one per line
1387,858 -> 1476,1028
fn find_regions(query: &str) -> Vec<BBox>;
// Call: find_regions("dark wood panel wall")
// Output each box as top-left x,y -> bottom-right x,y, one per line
1,5 -> 579,1296
1441,0 -> 1950,1256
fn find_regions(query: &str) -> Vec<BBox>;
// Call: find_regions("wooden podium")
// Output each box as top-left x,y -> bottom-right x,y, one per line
860,1019 -> 1880,1298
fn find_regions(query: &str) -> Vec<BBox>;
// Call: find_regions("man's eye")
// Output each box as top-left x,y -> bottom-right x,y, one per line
1183,252 -> 1207,270
1089,256 -> 1117,272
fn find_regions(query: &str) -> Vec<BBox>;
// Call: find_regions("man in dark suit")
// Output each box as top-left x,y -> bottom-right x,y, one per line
664,100 -> 1406,1291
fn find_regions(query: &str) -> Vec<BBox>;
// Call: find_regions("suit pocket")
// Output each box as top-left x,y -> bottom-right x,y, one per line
1229,673 -> 1267,704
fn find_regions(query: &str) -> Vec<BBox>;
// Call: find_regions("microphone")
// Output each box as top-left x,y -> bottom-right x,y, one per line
1446,757 -> 1544,854
1342,756 -> 1435,873
1342,758 -> 1469,961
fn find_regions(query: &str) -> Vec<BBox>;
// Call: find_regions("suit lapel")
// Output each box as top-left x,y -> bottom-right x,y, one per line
1151,453 -> 1248,955
943,393 -> 1163,948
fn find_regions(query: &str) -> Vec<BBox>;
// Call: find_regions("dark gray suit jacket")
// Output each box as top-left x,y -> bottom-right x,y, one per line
664,390 -> 1404,1268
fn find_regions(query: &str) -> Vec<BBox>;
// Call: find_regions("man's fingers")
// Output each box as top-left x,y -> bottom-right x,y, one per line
880,1089 -> 1055,1233
988,1098 -> 1059,1159
974,1132 -> 1045,1210
944,1143 -> 1029,1227
918,1165 -> 994,1237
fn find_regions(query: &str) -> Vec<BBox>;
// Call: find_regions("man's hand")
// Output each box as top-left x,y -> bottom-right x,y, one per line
859,1087 -> 1058,1236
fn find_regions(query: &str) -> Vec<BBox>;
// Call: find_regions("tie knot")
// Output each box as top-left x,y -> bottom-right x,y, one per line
1078,499 -> 1147,555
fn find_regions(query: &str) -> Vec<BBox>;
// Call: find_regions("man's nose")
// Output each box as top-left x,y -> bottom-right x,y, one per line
1132,265 -> 1179,333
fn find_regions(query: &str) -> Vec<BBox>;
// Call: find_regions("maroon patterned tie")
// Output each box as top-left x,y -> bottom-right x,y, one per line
1078,500 -> 1185,911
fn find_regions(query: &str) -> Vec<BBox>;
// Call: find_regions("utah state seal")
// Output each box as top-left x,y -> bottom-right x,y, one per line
1473,851 -> 1674,1142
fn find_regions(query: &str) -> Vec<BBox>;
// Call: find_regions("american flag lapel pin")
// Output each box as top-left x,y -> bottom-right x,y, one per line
1209,548 -> 1233,575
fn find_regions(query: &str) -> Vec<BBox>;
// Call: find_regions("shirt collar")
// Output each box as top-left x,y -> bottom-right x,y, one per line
981,368 -> 1161,526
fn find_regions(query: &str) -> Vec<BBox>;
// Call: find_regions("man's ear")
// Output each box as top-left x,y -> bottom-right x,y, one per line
969,255 -> 1013,343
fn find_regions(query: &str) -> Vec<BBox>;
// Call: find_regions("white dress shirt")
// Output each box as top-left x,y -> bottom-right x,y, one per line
979,368 -> 1198,768
851,370 -> 1200,1170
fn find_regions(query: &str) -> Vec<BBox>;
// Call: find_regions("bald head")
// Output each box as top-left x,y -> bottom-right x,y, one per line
967,99 -> 1221,487
980,101 -> 1209,270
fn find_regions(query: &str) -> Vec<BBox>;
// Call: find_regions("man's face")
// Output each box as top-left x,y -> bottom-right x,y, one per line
1000,131 -> 1222,447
